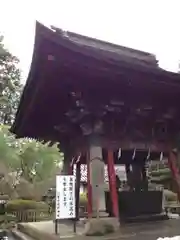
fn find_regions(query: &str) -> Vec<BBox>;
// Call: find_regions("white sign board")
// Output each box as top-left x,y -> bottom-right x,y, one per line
56,175 -> 76,219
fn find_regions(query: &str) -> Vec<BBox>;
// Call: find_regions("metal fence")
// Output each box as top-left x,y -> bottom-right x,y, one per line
10,209 -> 53,222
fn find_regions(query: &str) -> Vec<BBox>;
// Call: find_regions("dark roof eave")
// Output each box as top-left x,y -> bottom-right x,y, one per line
50,22 -> 180,80
32,22 -> 180,82
11,21 -> 180,138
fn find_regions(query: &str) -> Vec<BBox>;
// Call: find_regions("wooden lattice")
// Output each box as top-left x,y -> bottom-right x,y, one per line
73,164 -> 127,183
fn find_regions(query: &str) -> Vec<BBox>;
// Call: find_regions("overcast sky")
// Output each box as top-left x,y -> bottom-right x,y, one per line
0,0 -> 180,82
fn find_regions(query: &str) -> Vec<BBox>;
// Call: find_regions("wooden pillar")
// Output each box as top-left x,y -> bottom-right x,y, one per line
75,161 -> 81,220
69,165 -> 73,175
87,151 -> 92,217
168,151 -> 180,201
61,141 -> 74,175
63,148 -> 72,174
107,150 -> 119,218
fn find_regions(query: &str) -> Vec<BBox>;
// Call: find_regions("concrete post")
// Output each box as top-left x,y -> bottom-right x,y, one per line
89,145 -> 107,217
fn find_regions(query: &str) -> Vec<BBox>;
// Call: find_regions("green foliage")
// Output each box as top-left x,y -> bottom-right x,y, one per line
151,176 -> 171,183
151,168 -> 170,177
6,199 -> 49,212
150,168 -> 171,184
0,125 -> 62,200
0,125 -> 19,171
0,125 -> 62,182
16,140 -> 61,183
149,166 -> 172,187
0,36 -> 22,124
5,200 -> 51,223
0,37 -> 62,201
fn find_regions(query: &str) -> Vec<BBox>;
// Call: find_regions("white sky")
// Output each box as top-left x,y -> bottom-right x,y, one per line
0,0 -> 180,82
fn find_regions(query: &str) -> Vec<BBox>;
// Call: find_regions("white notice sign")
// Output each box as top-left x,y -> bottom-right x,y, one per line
56,175 -> 76,219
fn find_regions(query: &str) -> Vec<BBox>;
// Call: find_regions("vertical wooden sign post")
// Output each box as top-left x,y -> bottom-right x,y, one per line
55,175 -> 76,235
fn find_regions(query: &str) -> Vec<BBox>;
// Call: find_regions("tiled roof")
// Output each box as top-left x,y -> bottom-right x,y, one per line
52,25 -> 158,69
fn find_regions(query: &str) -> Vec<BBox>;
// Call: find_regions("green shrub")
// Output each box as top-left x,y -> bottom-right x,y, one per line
5,199 -> 49,212
151,168 -> 170,177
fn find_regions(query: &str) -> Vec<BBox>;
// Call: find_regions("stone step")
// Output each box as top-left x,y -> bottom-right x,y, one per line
121,213 -> 169,224
11,229 -> 34,240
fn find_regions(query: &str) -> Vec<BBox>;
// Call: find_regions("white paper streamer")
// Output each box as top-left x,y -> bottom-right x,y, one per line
132,148 -> 136,160
160,152 -> 163,161
70,157 -> 75,167
146,148 -> 150,160
76,153 -> 81,163
118,148 -> 121,159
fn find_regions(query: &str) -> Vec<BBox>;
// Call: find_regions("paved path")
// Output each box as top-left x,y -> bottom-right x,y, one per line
24,219 -> 180,239
26,220 -> 84,237
120,220 -> 180,240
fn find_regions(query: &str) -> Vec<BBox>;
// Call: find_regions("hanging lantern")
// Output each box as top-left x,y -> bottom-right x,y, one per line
132,148 -> 136,160
118,148 -> 121,159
